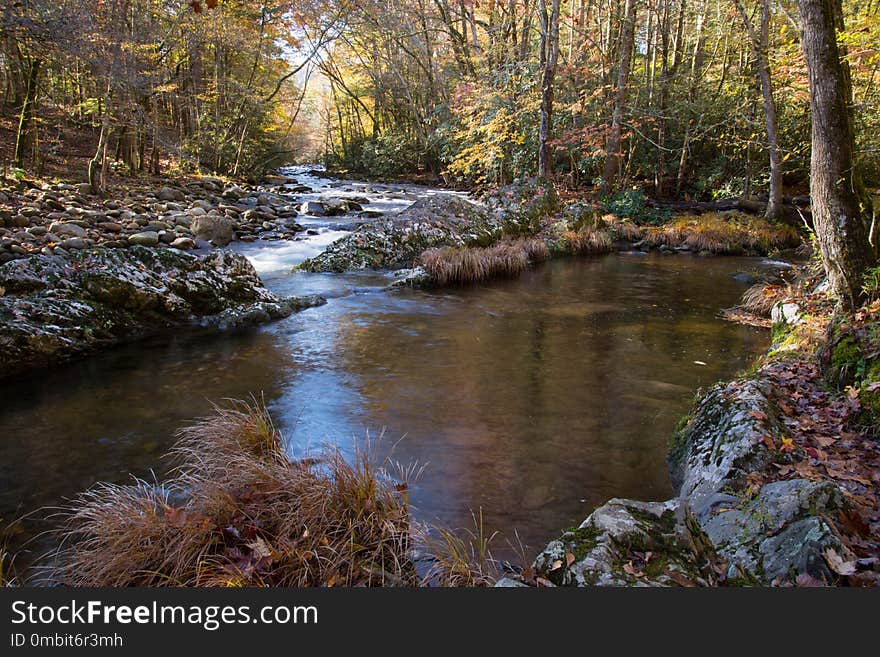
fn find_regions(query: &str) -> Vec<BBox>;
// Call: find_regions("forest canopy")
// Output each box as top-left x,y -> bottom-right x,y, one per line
2,0 -> 879,199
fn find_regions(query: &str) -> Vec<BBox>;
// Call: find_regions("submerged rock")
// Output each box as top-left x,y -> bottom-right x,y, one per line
0,246 -> 325,378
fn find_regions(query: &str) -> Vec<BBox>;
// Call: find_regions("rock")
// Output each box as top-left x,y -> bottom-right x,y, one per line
190,215 -> 234,247
523,364 -> 853,587
0,247 -> 325,378
300,194 -> 496,273
699,479 -> 843,583
771,300 -> 803,326
299,200 -> 326,216
157,186 -> 185,201
98,222 -> 123,233
320,198 -> 349,216
76,183 -> 94,196
48,222 -> 86,238
59,238 -> 88,250
531,498 -> 706,587
222,186 -> 244,200
170,237 -> 196,250
128,232 -> 160,247
388,267 -> 431,288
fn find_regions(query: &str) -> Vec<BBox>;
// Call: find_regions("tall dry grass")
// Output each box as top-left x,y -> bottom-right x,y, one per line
418,238 -> 548,285
644,213 -> 801,254
738,282 -> 787,317
49,401 -> 417,587
561,226 -> 614,255
46,401 -> 506,587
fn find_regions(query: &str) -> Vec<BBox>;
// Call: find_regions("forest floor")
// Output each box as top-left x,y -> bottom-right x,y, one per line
728,285 -> 880,584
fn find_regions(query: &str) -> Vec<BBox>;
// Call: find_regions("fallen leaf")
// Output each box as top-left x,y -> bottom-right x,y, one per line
825,548 -> 857,576
795,573 -> 826,587
666,570 -> 697,587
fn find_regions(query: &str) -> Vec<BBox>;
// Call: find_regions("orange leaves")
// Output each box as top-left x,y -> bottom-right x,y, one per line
189,0 -> 218,14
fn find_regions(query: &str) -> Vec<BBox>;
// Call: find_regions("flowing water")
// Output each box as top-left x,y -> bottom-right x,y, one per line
0,167 -> 776,566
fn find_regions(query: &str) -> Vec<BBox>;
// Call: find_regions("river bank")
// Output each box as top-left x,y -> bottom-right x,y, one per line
500,274 -> 880,587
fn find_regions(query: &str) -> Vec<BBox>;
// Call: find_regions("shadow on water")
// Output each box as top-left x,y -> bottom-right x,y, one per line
0,251 -> 770,569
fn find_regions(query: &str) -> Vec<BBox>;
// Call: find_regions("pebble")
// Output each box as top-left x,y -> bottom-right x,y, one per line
128,232 -> 160,246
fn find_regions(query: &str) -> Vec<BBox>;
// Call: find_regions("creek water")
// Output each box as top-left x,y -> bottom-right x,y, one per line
0,168 -> 774,565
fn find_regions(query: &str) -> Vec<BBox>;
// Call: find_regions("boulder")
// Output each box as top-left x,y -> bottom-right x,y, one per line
190,215 -> 235,247
170,237 -> 197,250
0,247 -> 325,378
48,222 -> 86,238
157,186 -> 185,202
522,369 -> 851,587
299,194 -> 497,273
299,200 -> 326,216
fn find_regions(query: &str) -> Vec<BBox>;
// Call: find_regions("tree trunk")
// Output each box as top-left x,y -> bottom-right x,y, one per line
798,0 -> 877,309
537,0 -> 561,178
13,58 -> 41,168
89,102 -> 111,195
734,0 -> 784,219
601,0 -> 638,194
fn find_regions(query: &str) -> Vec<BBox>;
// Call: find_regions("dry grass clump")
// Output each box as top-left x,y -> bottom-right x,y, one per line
46,400 -> 507,587
561,226 -> 614,255
419,510 -> 500,587
1,548 -> 16,587
48,401 -> 418,587
605,219 -> 644,242
645,213 -> 801,254
418,238 -> 547,285
738,282 -> 787,317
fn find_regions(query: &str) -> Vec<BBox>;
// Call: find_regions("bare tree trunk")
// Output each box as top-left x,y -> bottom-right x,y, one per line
734,0 -> 784,219
13,57 -> 41,167
89,90 -> 112,195
537,0 -> 561,178
798,0 -> 877,309
601,0 -> 638,194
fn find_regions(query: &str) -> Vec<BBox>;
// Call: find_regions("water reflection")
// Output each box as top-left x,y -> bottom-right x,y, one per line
0,252 -> 770,567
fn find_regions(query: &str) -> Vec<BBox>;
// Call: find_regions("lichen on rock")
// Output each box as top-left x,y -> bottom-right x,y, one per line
0,246 -> 324,378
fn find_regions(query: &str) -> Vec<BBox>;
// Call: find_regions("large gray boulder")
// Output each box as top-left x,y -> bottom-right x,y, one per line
300,194 -> 499,272
521,371 -> 850,587
0,247 -> 324,378
191,215 -> 235,246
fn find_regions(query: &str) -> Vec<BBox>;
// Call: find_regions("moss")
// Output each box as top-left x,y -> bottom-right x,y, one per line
831,335 -> 863,374
560,524 -> 602,561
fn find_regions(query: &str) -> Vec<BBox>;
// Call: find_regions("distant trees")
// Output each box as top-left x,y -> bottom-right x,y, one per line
1,0 -> 327,179
308,0 -> 879,210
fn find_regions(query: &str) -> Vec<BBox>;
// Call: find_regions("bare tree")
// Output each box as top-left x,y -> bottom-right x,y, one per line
601,0 -> 638,194
537,0 -> 561,178
733,0 -> 784,219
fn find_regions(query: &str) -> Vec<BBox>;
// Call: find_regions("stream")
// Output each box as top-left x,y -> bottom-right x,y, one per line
0,167 -> 775,564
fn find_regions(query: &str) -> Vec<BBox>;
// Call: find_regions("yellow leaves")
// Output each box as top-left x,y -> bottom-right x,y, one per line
779,437 -> 796,453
